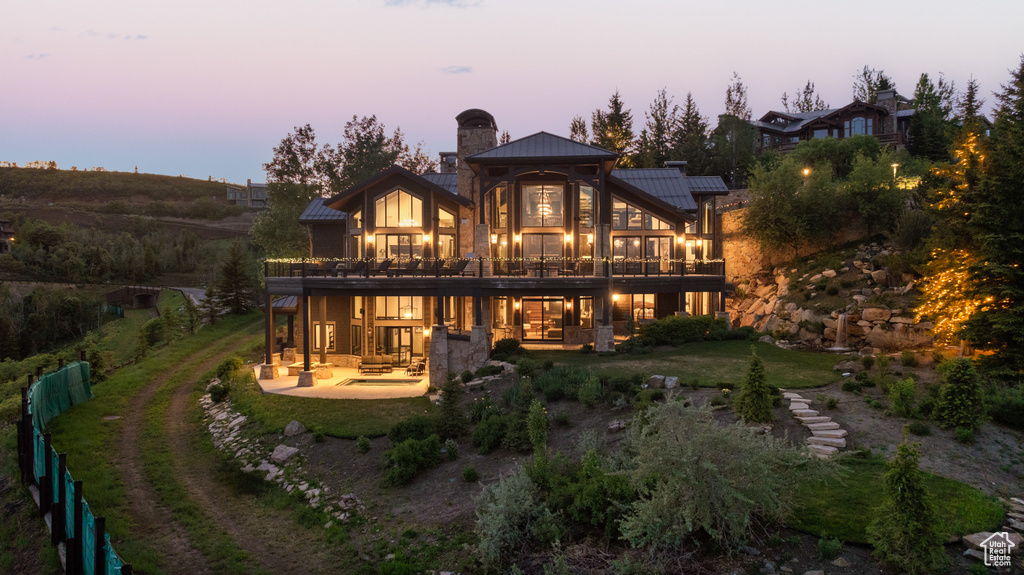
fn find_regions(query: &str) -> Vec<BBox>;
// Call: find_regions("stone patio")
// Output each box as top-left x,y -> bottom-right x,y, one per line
253,365 -> 430,400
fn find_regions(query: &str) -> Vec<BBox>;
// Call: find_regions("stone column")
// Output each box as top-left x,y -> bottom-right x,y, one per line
470,325 -> 489,368
318,296 -> 328,364
429,325 -> 449,389
595,325 -> 615,352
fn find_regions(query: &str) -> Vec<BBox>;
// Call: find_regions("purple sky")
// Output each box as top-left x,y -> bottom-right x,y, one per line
3,0 -> 1022,185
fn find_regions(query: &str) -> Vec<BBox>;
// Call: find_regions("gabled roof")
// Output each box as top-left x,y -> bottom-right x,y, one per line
685,176 -> 730,195
325,164 -> 472,209
467,132 -> 618,162
299,198 -> 346,223
420,172 -> 457,195
611,169 -> 698,211
751,101 -> 890,134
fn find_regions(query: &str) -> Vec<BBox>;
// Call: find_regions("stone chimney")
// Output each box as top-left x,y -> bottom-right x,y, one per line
876,89 -> 897,134
455,109 -> 497,202
664,160 -> 688,175
438,152 -> 457,174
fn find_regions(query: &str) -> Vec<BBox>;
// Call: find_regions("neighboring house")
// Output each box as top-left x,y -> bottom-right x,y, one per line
262,109 -> 729,385
0,219 -> 13,253
225,179 -> 269,208
751,89 -> 915,152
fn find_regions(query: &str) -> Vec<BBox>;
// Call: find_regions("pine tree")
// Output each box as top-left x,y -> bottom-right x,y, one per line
962,56 -> 1024,370
867,439 -> 947,574
214,240 -> 258,315
437,374 -> 468,439
670,93 -> 710,173
590,91 -> 636,166
636,89 -> 679,168
908,72 -> 957,161
724,72 -> 752,121
736,347 -> 774,422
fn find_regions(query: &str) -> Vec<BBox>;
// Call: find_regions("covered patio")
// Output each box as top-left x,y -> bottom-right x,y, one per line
254,364 -> 430,400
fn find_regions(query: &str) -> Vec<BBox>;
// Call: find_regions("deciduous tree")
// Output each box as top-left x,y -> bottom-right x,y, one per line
852,65 -> 895,104
781,80 -> 829,113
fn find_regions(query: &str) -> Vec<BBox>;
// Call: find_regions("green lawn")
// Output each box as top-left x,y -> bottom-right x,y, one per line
791,455 -> 1005,543
529,340 -> 842,389
230,379 -> 434,438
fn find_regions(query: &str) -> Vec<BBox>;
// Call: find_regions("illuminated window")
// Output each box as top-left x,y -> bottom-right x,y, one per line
438,207 -> 455,228
579,185 -> 595,228
644,214 -> 672,230
522,184 -> 563,227
612,198 -> 643,230
845,117 -> 874,137
492,185 -> 508,228
375,296 -> 423,320
374,234 -> 422,260
350,209 -> 362,229
374,189 -> 422,228
311,322 -> 336,351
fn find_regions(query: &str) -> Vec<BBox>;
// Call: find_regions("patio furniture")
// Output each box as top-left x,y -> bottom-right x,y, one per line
333,260 -> 366,277
387,259 -> 421,277
404,359 -> 426,376
368,259 -> 393,276
358,354 -> 394,374
439,259 -> 471,276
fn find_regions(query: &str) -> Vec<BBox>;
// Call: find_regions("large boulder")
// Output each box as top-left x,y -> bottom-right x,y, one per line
861,308 -> 892,322
871,269 -> 888,284
271,444 -> 300,464
284,420 -> 307,437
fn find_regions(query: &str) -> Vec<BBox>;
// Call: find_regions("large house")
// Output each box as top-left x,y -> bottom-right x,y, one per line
261,109 -> 729,386
751,89 -> 915,152
225,179 -> 269,208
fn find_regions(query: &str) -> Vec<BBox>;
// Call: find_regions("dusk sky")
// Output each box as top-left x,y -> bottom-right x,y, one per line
3,0 -> 1022,185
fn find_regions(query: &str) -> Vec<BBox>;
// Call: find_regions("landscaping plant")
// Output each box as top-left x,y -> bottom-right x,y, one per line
735,348 -> 774,422
935,358 -> 985,433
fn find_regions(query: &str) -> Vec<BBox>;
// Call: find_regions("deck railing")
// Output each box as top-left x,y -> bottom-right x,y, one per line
265,257 -> 724,279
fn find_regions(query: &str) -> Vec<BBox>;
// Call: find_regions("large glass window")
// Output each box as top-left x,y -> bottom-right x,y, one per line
646,237 -> 672,273
612,199 -> 643,230
374,234 -> 423,260
351,326 -> 362,356
612,236 -> 642,274
579,296 -> 593,329
375,189 -> 422,228
845,117 -> 874,137
522,184 -> 563,227
375,296 -> 423,320
522,297 -> 563,341
644,214 -> 672,230
311,322 -> 336,351
701,200 -> 713,234
438,207 -> 455,228
438,234 -> 456,259
523,234 -> 563,259
350,209 -> 363,230
579,185 -> 595,228
613,294 -> 655,321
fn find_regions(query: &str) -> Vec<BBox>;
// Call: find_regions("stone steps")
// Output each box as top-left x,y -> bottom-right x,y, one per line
796,416 -> 831,424
808,436 -> 847,448
811,429 -> 848,438
792,409 -> 819,417
805,422 -> 840,430
782,391 -> 849,458
808,444 -> 838,456
789,402 -> 810,410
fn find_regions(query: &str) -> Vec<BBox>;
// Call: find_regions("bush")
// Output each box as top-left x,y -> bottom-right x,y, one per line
861,355 -> 875,370
907,421 -> 931,436
515,357 -> 539,378
469,396 -> 501,423
817,537 -> 843,561
474,466 -> 553,569
887,377 -> 916,417
825,397 -> 839,410
935,359 -> 984,432
542,359 -> 554,371
735,348 -> 774,423
637,314 -> 721,346
503,378 -> 537,453
577,377 -> 603,407
867,440 -> 947,574
382,435 -> 443,486
901,351 -> 919,368
474,364 -> 503,378
312,429 -> 325,443
472,415 -> 508,454
528,400 -> 548,458
357,436 -> 371,454
955,427 -> 975,443
491,337 -> 526,362
841,380 -> 862,393
615,336 -> 652,355
463,466 -> 479,482
209,380 -> 230,403
535,366 -> 588,401
444,437 -> 459,460
216,356 -> 244,380
553,411 -> 571,427
620,403 -> 820,550
987,386 -> 1024,430
388,415 -> 437,445
460,370 -> 474,384
915,396 -> 937,420
579,343 -> 593,354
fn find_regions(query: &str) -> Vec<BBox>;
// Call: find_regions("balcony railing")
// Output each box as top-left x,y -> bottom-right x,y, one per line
265,257 -> 724,279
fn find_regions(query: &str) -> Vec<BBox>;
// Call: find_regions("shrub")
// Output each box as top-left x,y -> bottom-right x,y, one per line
382,435 -> 443,486
143,317 -> 166,347
935,359 -> 984,432
388,414 -> 437,445
825,397 -> 839,410
616,336 -> 652,355
915,396 -> 937,420
469,396 -> 501,423
357,435 -> 371,454
867,440 -> 947,574
955,427 -> 975,443
620,403 -> 820,550
312,429 -> 325,443
876,355 -> 892,376
472,415 -> 508,454
553,411 -> 571,427
216,356 -> 244,380
637,314 -> 721,346
460,370 -> 474,384
861,355 -> 875,370
475,466 -> 552,569
503,377 -> 536,452
841,380 -> 862,393
542,359 -> 554,371
535,366 -> 588,401
515,357 -> 539,378
463,466 -> 479,482
474,364 -> 503,377
817,537 -> 843,561
907,421 -> 931,436
887,377 -> 916,417
209,380 -> 230,403
987,386 -> 1024,430
734,348 -> 774,423
930,350 -> 945,365
579,343 -> 593,354
491,337 -> 526,362
577,377 -> 603,407
566,450 -> 635,539
444,437 -> 459,460
528,400 -> 548,459
709,395 -> 726,407
901,351 -> 919,368
436,376 -> 468,439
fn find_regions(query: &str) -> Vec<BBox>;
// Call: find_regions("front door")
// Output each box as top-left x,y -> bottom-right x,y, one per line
375,326 -> 421,366
522,298 -> 564,341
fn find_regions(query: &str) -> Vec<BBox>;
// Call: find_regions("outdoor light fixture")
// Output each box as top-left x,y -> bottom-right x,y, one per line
612,294 -> 619,302
422,233 -> 431,243
564,233 -> 572,244
366,235 -> 374,244
566,300 -> 572,310
514,234 -> 521,243
891,163 -> 900,180
802,168 -> 811,177
677,236 -> 685,244
491,234 -> 498,244
514,300 -> 520,310
586,233 -> 593,244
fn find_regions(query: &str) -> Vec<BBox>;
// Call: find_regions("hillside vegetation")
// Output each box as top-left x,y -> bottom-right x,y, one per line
0,167 -> 236,204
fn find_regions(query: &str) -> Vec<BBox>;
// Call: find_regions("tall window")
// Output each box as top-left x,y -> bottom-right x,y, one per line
438,207 -> 455,228
845,117 -> 874,137
644,214 -> 672,230
492,186 -> 508,228
350,209 -> 363,230
701,200 -> 713,234
374,234 -> 422,260
438,234 -> 457,259
375,189 -> 422,228
646,237 -> 672,273
375,296 -> 423,320
523,234 -> 562,259
522,184 -> 563,227
612,199 -> 643,230
579,185 -> 595,228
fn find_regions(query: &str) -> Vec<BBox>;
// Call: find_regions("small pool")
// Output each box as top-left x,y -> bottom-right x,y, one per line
337,378 -> 422,387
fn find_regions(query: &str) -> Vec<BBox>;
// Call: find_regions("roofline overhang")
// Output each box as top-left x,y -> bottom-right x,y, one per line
324,164 -> 473,209
606,174 -> 695,224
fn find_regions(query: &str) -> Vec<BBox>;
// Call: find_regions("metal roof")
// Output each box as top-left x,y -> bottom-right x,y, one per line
467,132 -> 617,161
685,176 -> 730,194
298,198 -> 346,223
420,172 -> 457,194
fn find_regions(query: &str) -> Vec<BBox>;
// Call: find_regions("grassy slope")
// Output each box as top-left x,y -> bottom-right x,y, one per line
792,455 -> 1004,544
531,340 -> 842,389
0,167 -> 233,203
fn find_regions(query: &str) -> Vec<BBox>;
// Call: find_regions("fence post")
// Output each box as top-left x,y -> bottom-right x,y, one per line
94,516 -> 106,575
73,480 -> 83,575
41,433 -> 52,518
54,453 -> 66,546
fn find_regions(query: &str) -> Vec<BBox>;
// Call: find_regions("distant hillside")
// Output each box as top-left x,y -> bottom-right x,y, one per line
0,167 -> 239,203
